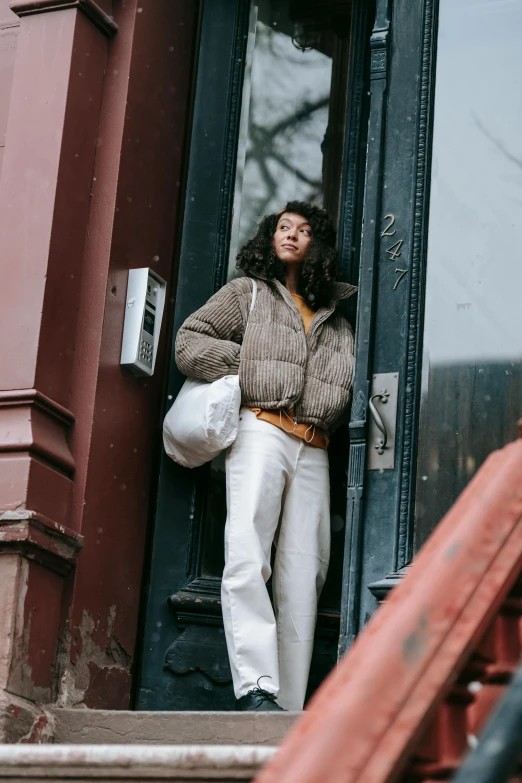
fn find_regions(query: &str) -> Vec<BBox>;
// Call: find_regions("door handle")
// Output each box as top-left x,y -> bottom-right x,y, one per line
369,390 -> 390,455
367,373 -> 399,471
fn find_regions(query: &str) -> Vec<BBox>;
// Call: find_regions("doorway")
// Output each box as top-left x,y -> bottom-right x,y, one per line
139,0 -> 522,710
138,0 -> 371,710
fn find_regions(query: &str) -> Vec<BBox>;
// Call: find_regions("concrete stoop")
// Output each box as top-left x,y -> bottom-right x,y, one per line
0,711 -> 297,782
0,744 -> 276,782
49,709 -> 298,746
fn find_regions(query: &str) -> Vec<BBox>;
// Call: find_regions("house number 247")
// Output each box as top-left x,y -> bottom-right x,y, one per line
381,214 -> 407,290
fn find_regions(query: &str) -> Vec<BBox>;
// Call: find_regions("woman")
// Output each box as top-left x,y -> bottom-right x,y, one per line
176,201 -> 356,712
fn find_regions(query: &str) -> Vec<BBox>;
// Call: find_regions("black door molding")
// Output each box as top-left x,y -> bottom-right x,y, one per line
137,0 -> 251,711
340,0 -> 393,654
339,0 -> 439,653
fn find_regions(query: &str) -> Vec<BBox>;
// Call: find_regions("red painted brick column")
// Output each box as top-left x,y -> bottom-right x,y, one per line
54,0 -> 197,711
0,0 -> 197,736
0,0 -> 115,741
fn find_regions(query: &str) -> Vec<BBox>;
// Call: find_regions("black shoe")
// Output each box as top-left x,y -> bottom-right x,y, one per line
236,688 -> 286,711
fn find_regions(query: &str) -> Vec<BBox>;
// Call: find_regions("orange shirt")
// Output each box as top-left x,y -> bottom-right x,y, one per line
290,292 -> 315,333
248,293 -> 329,449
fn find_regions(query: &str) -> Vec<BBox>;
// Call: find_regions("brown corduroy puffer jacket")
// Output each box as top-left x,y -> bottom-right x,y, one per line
175,275 -> 357,432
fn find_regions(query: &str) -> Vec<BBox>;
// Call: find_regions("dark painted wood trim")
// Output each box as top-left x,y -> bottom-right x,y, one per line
137,0 -> 252,711
339,0 -> 392,655
338,0 -> 372,292
339,0 -> 440,654
396,0 -> 438,566
367,564 -> 409,603
212,0 -> 250,292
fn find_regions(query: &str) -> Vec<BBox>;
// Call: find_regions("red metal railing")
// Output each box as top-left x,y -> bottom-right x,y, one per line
255,434 -> 522,783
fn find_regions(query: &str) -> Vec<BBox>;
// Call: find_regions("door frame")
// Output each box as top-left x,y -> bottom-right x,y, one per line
340,0 -> 439,651
137,0 -> 372,710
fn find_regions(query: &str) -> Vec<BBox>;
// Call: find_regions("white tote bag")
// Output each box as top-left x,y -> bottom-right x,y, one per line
163,279 -> 257,468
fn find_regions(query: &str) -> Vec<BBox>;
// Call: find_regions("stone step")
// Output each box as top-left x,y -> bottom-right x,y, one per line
0,744 -> 275,782
50,709 -> 298,746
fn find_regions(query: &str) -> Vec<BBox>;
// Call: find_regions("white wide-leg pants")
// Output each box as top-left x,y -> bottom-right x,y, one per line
221,408 -> 330,711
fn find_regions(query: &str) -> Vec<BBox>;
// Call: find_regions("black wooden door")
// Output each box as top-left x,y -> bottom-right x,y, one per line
137,0 -> 438,710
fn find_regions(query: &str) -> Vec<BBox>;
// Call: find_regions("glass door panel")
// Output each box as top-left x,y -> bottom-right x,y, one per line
414,0 -> 522,548
228,0 -> 352,276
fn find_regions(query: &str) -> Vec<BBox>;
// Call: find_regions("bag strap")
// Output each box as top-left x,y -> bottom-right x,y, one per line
249,278 -> 257,315
241,279 -> 257,348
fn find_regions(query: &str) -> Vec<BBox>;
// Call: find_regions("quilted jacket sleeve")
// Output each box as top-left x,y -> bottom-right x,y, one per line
175,282 -> 245,382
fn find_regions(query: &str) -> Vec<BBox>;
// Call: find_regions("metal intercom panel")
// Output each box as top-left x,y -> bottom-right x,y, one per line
120,268 -> 166,377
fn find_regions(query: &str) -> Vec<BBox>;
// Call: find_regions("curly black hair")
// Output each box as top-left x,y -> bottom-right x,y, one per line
236,200 -> 339,310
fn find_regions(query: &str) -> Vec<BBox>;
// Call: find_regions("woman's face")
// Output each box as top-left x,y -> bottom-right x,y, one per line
273,212 -> 312,264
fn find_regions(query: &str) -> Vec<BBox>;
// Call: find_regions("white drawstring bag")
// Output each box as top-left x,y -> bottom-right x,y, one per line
163,279 -> 257,468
